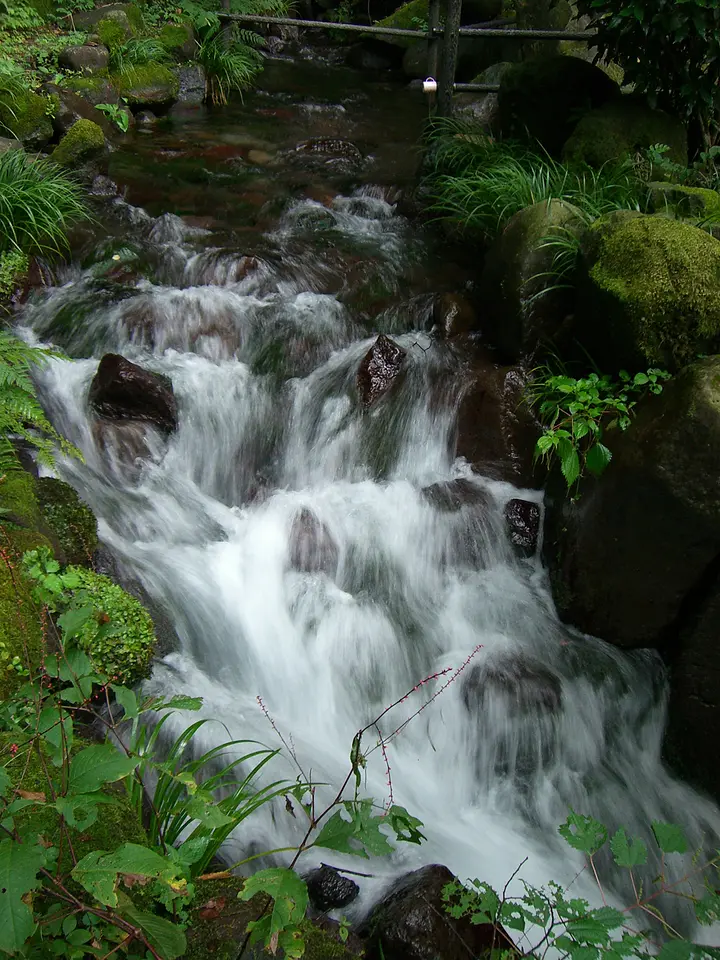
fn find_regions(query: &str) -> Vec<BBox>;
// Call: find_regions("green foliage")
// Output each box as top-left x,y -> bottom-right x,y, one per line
108,35 -> 173,73
0,331 -> 81,475
0,149 -> 88,255
0,249 -> 28,300
443,810 -> 720,959
526,364 -> 671,491
576,0 -> 720,144
23,548 -> 156,685
113,61 -> 179,103
96,100 -> 131,132
96,15 -> 129,51
35,476 -> 98,565
644,143 -> 720,193
194,23 -> 263,105
0,0 -> 43,29
425,121 -> 646,237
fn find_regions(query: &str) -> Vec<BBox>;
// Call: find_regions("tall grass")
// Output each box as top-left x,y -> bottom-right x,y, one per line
108,37 -> 173,74
0,57 -> 31,133
0,150 -> 89,256
425,118 -> 648,236
196,25 -> 264,105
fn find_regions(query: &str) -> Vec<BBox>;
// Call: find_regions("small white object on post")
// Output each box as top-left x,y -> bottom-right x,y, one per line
423,77 -> 438,94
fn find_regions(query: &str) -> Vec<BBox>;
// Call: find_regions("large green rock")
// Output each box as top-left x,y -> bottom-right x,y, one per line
158,22 -> 196,61
477,199 -> 585,361
0,90 -> 53,150
575,212 -> 720,372
497,54 -> 620,156
113,63 -> 179,111
647,182 -> 720,224
35,477 -> 98,566
51,118 -> 106,167
61,74 -> 118,107
563,97 -> 688,168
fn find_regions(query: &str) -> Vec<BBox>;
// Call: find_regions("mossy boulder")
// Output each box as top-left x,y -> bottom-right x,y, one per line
58,44 -> 111,76
647,182 -> 720,224
497,54 -> 620,156
0,733 -> 146,869
61,74 -> 118,107
563,98 -> 688,168
575,212 -> 720,371
35,477 -> 98,566
51,119 -> 107,167
112,63 -> 179,112
0,467 -> 41,528
478,199 -> 586,361
0,544 -> 44,700
97,15 -> 131,49
0,90 -> 53,150
65,567 -> 156,685
48,85 -> 115,138
71,3 -> 137,34
159,23 -> 196,61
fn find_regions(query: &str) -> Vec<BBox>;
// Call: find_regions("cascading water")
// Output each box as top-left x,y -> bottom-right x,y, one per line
15,67 -> 720,947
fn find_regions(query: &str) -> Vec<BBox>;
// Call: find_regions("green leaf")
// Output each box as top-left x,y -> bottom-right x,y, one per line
559,441 -> 581,488
120,905 -> 187,960
384,805 -> 426,845
239,868 -> 308,940
315,801 -> 394,858
67,744 -> 139,794
72,844 -> 184,908
658,941 -> 693,960
57,605 -> 96,640
559,811 -> 608,854
37,704 -> 73,766
55,793 -> 116,831
111,685 -> 139,721
0,838 -> 45,952
652,821 -> 688,854
609,828 -> 648,867
585,442 -> 612,477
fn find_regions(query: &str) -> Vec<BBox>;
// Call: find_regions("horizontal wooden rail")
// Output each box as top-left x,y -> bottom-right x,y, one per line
453,82 -> 500,91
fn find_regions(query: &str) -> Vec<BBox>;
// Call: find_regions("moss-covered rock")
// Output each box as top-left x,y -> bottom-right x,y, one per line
575,212 -> 720,371
563,98 -> 687,168
0,733 -> 146,869
0,467 -> 41,528
0,90 -> 53,150
58,44 -> 111,76
158,23 -> 196,61
51,119 -> 106,167
558,40 -> 624,85
497,54 -> 620,156
65,567 -> 156,685
35,477 -> 98,567
0,545 -> 44,700
647,182 -> 720,224
61,74 -> 117,107
97,15 -> 130,50
478,199 -> 586,361
112,63 -> 179,111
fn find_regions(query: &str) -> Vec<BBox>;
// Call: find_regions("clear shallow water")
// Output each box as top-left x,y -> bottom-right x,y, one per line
17,60 -> 720,948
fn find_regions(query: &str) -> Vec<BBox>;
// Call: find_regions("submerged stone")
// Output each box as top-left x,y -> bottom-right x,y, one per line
504,498 -> 540,557
289,508 -> 339,577
89,353 -> 178,434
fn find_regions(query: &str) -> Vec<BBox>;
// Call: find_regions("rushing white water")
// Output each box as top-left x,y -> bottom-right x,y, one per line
19,187 -> 720,946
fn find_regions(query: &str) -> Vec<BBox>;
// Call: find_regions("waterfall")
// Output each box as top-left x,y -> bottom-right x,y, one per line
18,184 -> 720,945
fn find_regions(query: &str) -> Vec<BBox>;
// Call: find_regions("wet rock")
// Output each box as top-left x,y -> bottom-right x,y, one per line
176,64 -> 206,105
463,655 -> 562,715
89,354 -> 177,434
456,359 -> 541,487
432,292 -> 477,339
304,866 -> 359,912
296,138 -> 363,165
346,40 -> 402,72
478,199 -> 584,362
421,478 -> 490,513
135,110 -> 158,129
289,508 -> 339,577
58,44 -> 110,76
545,357 -> 720,649
69,3 -> 136,32
454,61 -> 512,127
92,419 -> 151,466
504,498 -> 540,557
0,136 -> 21,153
90,175 -> 119,197
46,86 -> 114,139
248,148 -> 273,165
114,64 -> 179,113
402,40 -> 428,80
357,334 -> 407,408
361,864 -> 512,960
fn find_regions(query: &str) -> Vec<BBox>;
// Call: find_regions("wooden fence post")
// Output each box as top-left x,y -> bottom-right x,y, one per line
427,0 -> 441,80
437,0 -> 462,117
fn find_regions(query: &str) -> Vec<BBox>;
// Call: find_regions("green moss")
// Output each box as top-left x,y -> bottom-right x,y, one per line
35,477 -> 98,567
51,119 -> 106,167
0,250 -> 29,300
112,62 -> 180,105
0,733 -> 146,870
158,23 -> 194,60
63,73 -> 111,93
563,99 -> 688,169
0,547 -> 44,700
558,42 -> 624,85
65,567 -> 156,685
374,0 -> 428,46
579,212 -> 720,370
125,3 -> 146,33
97,16 -> 128,50
0,90 -> 53,146
648,183 -> 720,224
0,467 -> 40,528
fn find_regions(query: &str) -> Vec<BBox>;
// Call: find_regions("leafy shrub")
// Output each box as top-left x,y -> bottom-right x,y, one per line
576,0 -> 720,148
425,121 -> 646,237
0,149 -> 88,256
642,143 -> 720,193
0,0 -> 43,29
0,248 -> 28,299
195,24 -> 263,104
23,551 -> 157,685
526,364 -> 671,491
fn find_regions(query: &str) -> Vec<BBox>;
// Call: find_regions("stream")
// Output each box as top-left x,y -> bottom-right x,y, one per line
14,57 -> 720,945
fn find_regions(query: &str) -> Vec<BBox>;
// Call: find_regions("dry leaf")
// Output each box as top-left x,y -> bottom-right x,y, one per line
16,789 -> 46,802
269,931 -> 279,955
121,873 -> 151,888
198,897 -> 227,920
199,871 -> 231,881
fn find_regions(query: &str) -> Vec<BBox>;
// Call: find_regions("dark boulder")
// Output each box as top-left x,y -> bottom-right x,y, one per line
545,357 -> 720,650
463,655 -> 562,716
361,864 -> 513,960
135,110 -> 158,129
45,85 -> 115,139
432,292 -> 477,339
346,40 -> 402,72
504,498 -> 540,557
58,44 -> 110,76
497,55 -> 620,157
175,64 -> 206,105
455,358 -> 540,488
69,3 -> 137,31
289,508 -> 339,577
357,334 -> 407,408
304,865 -> 359,912
89,354 -> 177,434
421,478 -> 490,513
